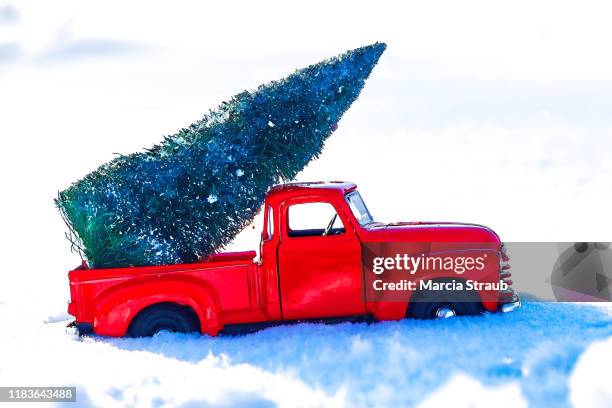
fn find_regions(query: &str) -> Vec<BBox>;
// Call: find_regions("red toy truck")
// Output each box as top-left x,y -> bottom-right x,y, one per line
67,182 -> 520,337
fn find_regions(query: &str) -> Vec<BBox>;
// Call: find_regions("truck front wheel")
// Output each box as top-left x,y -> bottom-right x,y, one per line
127,303 -> 200,337
406,285 -> 483,319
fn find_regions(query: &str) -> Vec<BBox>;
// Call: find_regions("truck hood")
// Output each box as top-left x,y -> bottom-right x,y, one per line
362,221 -> 501,245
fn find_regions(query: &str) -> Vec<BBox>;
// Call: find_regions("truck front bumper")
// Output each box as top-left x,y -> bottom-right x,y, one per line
500,298 -> 521,313
499,289 -> 521,313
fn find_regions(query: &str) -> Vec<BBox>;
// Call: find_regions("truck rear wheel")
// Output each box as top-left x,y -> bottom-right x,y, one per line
406,283 -> 483,319
127,303 -> 200,337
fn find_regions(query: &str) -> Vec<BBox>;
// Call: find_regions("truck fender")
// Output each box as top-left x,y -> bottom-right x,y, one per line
93,277 -> 222,337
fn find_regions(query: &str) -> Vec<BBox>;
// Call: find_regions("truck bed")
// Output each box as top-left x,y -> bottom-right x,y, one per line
67,251 -> 271,336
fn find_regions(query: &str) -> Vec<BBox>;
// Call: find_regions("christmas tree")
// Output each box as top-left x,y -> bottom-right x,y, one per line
56,42 -> 386,268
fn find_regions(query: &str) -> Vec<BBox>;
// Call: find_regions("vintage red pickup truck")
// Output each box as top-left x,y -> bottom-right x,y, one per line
67,181 -> 520,337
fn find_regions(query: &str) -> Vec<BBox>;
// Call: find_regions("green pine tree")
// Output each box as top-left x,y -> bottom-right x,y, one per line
56,42 -> 386,268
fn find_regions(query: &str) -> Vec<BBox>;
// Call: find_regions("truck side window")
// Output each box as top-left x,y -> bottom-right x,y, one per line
266,206 -> 274,240
287,202 -> 345,237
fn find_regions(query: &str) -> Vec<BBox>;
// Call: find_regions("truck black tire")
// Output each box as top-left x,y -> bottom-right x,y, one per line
406,281 -> 484,319
127,303 -> 200,337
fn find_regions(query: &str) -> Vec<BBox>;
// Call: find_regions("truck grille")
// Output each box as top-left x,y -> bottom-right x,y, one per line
499,244 -> 519,304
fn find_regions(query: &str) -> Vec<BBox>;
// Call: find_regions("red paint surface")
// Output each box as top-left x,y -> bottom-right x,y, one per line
67,181 -> 512,337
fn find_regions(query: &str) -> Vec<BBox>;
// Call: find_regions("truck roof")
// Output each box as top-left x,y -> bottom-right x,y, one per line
267,181 -> 357,200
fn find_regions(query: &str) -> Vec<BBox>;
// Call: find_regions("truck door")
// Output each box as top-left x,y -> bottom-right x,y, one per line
278,198 -> 364,320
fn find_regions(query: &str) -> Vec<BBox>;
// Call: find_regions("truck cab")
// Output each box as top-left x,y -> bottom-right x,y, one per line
67,181 -> 520,337
261,182 -> 365,321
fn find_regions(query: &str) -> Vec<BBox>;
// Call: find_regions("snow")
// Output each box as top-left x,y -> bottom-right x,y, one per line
417,375 -> 527,408
43,312 -> 73,324
569,336 -> 612,408
207,194 -> 218,204
0,302 -> 610,407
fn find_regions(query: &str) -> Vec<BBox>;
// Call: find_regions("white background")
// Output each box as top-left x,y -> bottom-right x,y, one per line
2,0 -> 612,308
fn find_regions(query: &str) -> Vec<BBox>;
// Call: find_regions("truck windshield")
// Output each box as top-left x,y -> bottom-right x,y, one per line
345,191 -> 374,225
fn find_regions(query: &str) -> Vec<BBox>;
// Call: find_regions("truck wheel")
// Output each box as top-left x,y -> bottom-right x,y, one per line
127,303 -> 200,337
406,286 -> 483,319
